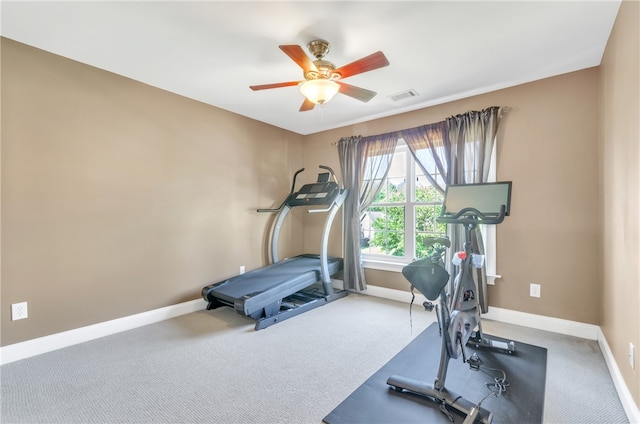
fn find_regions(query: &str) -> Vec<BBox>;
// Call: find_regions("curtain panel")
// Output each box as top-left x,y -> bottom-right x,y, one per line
337,136 -> 363,292
445,106 -> 502,309
447,106 -> 501,184
337,133 -> 398,291
402,121 -> 450,194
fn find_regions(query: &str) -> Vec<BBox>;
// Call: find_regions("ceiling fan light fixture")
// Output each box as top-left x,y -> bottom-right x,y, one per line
300,79 -> 340,105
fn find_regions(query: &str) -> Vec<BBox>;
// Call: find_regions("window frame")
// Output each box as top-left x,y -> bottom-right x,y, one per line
361,140 -> 446,268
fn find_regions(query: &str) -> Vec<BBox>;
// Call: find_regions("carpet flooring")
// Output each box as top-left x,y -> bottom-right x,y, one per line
0,294 -> 630,423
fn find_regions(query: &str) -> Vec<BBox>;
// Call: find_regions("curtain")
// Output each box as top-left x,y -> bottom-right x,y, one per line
402,121 -> 450,194
337,133 -> 398,291
446,106 -> 502,312
447,106 -> 501,184
337,136 -> 362,291
403,107 -> 501,309
402,106 -> 501,188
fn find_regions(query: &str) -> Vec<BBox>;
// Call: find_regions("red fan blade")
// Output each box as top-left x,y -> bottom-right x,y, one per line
279,45 -> 318,73
250,81 -> 301,91
299,98 -> 316,112
337,82 -> 377,102
334,51 -> 389,79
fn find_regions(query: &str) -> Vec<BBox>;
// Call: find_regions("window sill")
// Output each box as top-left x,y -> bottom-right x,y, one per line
363,258 -> 501,285
362,259 -> 408,273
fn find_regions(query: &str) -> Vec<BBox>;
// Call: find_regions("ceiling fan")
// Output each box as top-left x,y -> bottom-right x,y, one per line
250,39 -> 390,112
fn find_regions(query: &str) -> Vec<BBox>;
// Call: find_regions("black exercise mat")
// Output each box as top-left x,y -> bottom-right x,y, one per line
324,323 -> 547,424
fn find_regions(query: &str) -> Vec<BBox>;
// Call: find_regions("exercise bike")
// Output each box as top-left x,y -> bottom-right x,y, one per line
387,182 -> 514,424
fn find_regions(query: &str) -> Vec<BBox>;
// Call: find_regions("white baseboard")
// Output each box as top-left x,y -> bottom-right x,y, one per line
482,305 -> 600,340
364,285 -> 599,339
597,328 -> 640,424
362,284 -> 429,306
0,299 -> 205,365
363,285 -> 639,423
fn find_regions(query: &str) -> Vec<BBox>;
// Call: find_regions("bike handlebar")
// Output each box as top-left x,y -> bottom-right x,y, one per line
437,205 -> 507,225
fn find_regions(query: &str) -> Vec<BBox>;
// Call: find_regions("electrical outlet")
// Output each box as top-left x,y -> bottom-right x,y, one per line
239,265 -> 245,275
630,343 -> 635,369
11,302 -> 28,321
530,283 -> 541,298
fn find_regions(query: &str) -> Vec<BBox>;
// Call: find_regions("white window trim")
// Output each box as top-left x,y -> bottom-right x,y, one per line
482,141 -> 499,285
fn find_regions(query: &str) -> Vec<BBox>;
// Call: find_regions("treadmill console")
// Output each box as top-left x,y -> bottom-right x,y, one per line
286,173 -> 340,207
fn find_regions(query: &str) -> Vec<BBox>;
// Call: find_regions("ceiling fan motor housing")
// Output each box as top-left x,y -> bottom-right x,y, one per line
307,39 -> 331,59
305,60 -> 340,81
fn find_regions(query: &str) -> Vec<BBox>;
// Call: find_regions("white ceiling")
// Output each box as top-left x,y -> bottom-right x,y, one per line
1,1 -> 621,135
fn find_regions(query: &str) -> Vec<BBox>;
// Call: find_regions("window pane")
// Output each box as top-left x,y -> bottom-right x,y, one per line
415,205 -> 447,232
362,206 -> 405,257
369,230 -> 405,257
373,185 -> 388,204
415,177 -> 443,202
372,151 -> 406,204
415,164 -> 444,202
386,177 -> 405,203
414,204 -> 447,259
388,151 -> 406,179
389,232 -> 405,257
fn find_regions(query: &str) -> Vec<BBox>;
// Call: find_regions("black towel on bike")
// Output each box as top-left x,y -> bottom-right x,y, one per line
402,259 -> 449,301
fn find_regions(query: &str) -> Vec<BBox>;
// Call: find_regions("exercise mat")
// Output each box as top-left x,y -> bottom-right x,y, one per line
323,322 -> 547,424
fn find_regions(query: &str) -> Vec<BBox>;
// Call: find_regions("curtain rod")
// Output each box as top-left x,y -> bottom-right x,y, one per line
331,106 -> 512,146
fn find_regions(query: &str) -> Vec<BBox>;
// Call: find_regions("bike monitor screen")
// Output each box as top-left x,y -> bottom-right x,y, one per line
441,182 -> 512,217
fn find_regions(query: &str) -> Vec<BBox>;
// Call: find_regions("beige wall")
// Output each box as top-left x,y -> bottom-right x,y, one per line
599,0 -> 639,407
305,68 -> 601,325
1,38 -> 306,345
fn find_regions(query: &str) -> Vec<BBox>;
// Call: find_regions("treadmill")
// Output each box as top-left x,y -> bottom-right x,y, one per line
202,166 -> 349,330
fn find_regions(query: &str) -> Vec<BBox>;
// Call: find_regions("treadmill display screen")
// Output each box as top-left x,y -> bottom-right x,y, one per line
296,193 -> 328,199
287,182 -> 339,206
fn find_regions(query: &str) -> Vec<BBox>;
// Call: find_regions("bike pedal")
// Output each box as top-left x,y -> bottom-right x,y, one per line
467,353 -> 482,370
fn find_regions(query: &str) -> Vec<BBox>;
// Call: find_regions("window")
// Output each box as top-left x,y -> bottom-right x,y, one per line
361,140 -> 500,284
361,141 -> 446,265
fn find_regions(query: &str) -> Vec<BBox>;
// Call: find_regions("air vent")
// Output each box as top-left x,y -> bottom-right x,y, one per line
389,89 -> 419,102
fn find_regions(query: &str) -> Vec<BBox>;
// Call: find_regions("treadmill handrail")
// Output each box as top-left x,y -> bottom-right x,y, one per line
257,202 -> 285,213
256,168 -> 305,213
308,205 -> 334,213
290,168 -> 305,194
318,165 -> 340,187
318,189 -> 348,284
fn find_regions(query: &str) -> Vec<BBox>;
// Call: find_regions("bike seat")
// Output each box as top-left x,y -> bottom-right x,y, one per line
422,237 -> 451,248
402,259 -> 449,301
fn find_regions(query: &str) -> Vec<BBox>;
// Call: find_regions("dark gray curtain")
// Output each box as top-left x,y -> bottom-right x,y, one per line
337,132 -> 399,291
